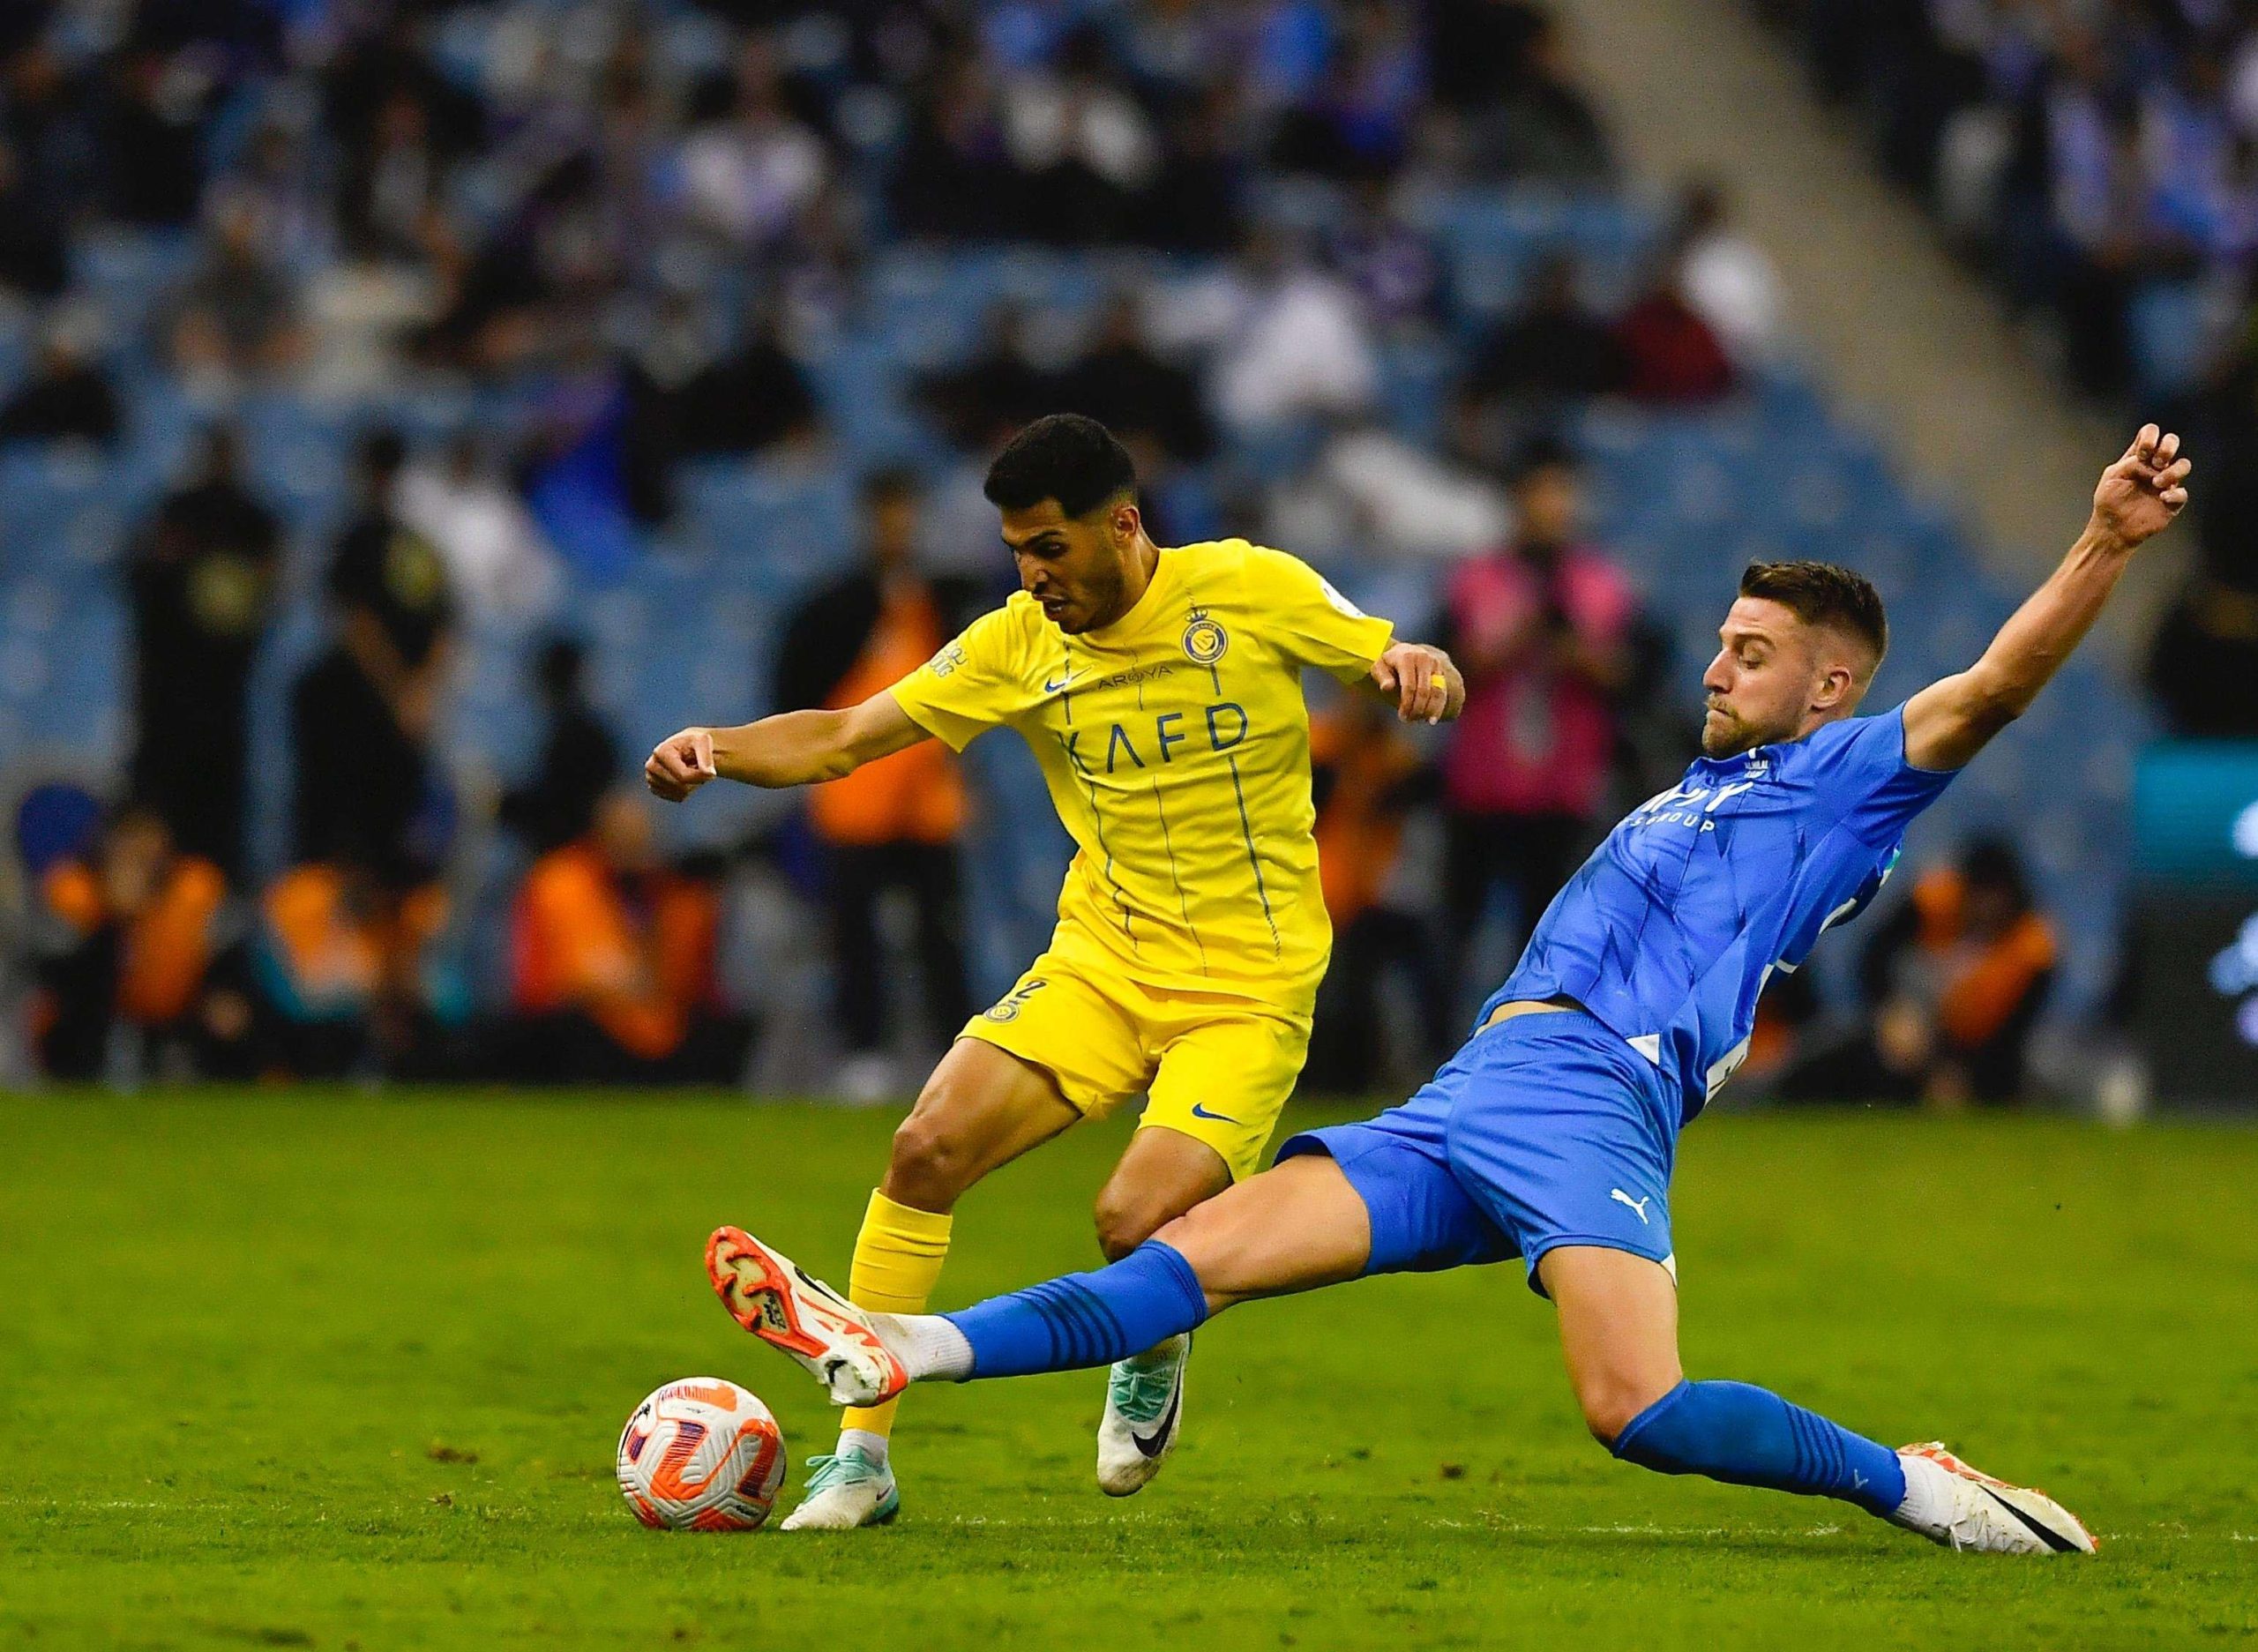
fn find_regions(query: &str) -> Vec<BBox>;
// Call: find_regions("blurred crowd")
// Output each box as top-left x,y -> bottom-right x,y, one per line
0,0 -> 2065,1095
1773,0 -> 2258,738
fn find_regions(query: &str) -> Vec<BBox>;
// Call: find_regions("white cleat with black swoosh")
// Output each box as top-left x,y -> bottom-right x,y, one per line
1096,1333 -> 1190,1496
1893,1442 -> 2098,1554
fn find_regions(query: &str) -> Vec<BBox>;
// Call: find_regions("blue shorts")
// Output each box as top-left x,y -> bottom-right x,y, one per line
1276,1009 -> 1679,1297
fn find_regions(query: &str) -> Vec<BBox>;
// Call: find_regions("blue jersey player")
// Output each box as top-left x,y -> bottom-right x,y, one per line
709,427 -> 2190,1555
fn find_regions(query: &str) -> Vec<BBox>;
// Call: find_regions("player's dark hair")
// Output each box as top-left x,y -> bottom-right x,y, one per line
1738,559 -> 1888,669
983,414 -> 1138,519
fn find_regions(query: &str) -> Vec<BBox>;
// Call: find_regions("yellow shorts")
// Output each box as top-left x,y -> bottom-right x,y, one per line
959,956 -> 1311,1182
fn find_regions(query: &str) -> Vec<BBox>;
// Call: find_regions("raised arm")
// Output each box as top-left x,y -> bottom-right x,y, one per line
1901,425 -> 2189,772
645,690 -> 929,802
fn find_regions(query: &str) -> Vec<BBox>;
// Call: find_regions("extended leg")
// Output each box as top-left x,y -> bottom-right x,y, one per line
710,1153 -> 1372,1401
1540,1245 -> 2096,1552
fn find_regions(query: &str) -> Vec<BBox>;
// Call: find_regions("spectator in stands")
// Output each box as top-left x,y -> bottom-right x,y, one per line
505,787 -> 752,1084
1461,4 -> 1614,183
890,50 -> 1022,241
1430,0 -> 1542,108
1208,226 -> 1379,430
499,636 -> 620,858
2148,329 -> 2258,736
1783,839 -> 2057,1107
773,467 -> 976,1100
0,138 -> 68,300
916,300 -> 1055,453
291,430 -> 456,888
1326,178 -> 1444,328
1050,292 -> 1215,465
1461,250 -> 1626,415
30,805 -> 251,1080
1134,83 -> 1246,253
126,424 -> 281,880
999,23 -> 1163,245
671,299 -> 822,460
99,42 -> 207,228
395,432 -> 563,622
1673,178 -> 1784,366
256,850 -> 449,1080
677,37 -> 830,253
1614,255 -> 1735,404
335,87 -> 447,267
0,311 -> 119,447
1305,691 -> 1449,1092
1434,437 -> 1633,1005
1269,0 -> 1425,183
165,200 -> 309,384
2144,567 -> 2258,738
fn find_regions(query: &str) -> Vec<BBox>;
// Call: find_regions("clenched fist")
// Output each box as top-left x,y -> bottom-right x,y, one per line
646,728 -> 718,802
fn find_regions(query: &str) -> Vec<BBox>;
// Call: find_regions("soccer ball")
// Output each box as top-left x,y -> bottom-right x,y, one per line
617,1377 -> 786,1531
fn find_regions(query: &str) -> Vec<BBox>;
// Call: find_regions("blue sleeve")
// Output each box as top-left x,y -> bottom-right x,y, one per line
1804,706 -> 1956,846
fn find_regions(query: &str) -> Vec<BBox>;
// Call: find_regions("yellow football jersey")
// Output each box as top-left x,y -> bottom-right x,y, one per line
889,539 -> 1394,1009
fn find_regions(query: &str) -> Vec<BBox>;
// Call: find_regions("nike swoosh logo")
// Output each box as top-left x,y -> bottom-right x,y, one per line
1188,1103 -> 1239,1124
1131,1383 -> 1182,1459
1043,672 -> 1078,693
1979,1485 -> 2081,1552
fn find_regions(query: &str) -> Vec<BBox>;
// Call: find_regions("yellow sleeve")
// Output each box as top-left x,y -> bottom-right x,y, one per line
1245,544 -> 1396,684
886,605 -> 1029,752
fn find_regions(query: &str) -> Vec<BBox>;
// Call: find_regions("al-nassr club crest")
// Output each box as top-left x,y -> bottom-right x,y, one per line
1182,610 -> 1229,665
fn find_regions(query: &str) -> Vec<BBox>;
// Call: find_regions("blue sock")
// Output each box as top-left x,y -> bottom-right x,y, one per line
1611,1379 -> 1906,1517
943,1241 -> 1209,1379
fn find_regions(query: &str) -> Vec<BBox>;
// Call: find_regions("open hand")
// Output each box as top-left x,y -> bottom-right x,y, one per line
1371,642 -> 1466,725
2091,424 -> 2191,550
645,728 -> 717,802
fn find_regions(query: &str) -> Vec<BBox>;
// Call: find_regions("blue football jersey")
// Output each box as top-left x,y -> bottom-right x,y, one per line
1481,705 -> 1957,1123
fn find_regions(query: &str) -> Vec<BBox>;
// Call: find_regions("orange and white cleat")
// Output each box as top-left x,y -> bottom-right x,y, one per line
1894,1442 -> 2097,1555
706,1227 -> 908,1409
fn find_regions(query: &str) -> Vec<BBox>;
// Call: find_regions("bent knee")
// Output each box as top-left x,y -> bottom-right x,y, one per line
1578,1374 -> 1679,1450
886,1108 -> 978,1207
1092,1185 -> 1179,1260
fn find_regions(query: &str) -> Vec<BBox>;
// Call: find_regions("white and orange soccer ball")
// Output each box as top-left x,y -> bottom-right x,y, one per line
616,1378 -> 786,1531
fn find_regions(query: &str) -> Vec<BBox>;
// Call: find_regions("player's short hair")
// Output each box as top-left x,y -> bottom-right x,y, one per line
983,414 -> 1138,519
1738,559 -> 1888,673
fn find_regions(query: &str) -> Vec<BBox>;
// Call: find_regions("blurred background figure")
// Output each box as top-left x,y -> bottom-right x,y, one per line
0,309 -> 119,448
255,848 -> 447,1081
498,637 -> 620,860
505,788 -> 751,1085
27,804 -> 250,1082
773,467 -> 976,1100
394,434 -> 562,624
126,424 -> 280,881
290,429 -> 455,889
1305,691 -> 1448,1093
164,199 -> 308,385
0,0 -> 2203,1104
1782,839 -> 2059,1109
1434,436 -> 1632,1013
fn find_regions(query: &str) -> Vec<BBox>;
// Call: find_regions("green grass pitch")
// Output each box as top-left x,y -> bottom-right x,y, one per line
3,1093 -> 2254,1650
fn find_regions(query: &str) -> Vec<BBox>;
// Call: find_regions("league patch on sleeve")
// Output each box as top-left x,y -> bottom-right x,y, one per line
1316,576 -> 1366,619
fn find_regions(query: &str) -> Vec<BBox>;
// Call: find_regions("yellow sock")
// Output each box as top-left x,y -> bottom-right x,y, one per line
839,1188 -> 953,1442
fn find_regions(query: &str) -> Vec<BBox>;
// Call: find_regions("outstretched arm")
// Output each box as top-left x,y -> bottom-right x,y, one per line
1902,425 -> 2189,772
645,690 -> 929,801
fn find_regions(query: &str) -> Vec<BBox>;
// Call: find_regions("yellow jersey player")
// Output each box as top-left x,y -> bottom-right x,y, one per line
647,414 -> 1464,1529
